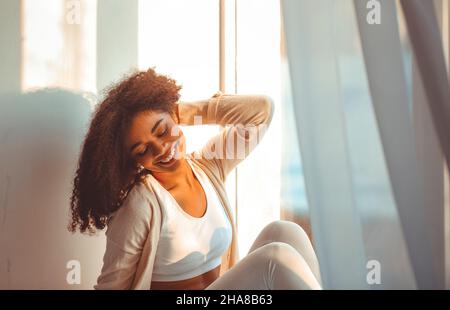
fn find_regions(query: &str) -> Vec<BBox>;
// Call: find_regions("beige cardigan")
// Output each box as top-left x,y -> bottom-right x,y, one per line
94,93 -> 274,289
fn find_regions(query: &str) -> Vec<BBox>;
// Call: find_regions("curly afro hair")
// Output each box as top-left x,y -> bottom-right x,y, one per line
68,67 -> 182,234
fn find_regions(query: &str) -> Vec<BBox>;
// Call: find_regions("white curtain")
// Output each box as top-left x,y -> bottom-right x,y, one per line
399,0 -> 450,289
282,0 -> 449,289
282,0 -> 368,289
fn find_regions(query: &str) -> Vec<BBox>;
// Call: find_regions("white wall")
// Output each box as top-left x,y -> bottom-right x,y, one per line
0,1 -> 107,289
0,90 -> 105,289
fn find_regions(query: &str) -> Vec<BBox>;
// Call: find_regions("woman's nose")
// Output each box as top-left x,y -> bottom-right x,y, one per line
153,140 -> 171,157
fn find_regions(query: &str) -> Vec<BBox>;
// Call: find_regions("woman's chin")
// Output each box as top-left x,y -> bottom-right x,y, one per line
151,140 -> 186,173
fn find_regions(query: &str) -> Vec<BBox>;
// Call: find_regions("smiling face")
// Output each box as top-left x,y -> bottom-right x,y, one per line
124,109 -> 186,173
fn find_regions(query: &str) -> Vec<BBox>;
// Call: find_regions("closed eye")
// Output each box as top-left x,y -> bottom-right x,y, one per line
158,126 -> 168,138
138,147 -> 148,157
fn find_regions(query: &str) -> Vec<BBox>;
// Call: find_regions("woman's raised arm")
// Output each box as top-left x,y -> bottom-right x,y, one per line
177,93 -> 274,181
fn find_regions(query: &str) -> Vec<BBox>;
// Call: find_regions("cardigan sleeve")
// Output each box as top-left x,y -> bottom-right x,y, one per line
94,185 -> 152,290
177,93 -> 274,181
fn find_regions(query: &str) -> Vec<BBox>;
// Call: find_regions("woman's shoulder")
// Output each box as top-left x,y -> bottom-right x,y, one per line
108,179 -> 157,225
102,185 -> 151,254
104,179 -> 160,252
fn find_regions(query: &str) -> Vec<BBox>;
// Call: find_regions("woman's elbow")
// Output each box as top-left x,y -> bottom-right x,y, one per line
259,95 -> 274,125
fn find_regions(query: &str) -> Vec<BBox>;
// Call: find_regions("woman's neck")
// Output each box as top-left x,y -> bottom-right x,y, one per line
151,158 -> 196,191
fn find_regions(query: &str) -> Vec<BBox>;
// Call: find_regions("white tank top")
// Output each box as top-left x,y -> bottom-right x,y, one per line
151,159 -> 232,282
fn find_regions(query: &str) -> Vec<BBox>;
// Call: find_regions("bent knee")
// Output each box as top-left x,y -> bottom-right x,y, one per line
263,220 -> 309,240
256,241 -> 299,263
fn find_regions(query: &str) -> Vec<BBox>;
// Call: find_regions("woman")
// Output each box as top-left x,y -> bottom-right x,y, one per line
69,68 -> 322,290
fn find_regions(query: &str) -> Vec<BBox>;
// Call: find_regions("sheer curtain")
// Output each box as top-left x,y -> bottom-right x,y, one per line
398,0 -> 450,289
282,0 -> 449,289
282,0 -> 368,289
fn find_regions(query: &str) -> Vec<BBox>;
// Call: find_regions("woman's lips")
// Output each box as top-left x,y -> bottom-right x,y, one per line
157,140 -> 180,164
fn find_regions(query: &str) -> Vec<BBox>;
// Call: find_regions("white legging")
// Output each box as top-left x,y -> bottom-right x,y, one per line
206,220 -> 322,290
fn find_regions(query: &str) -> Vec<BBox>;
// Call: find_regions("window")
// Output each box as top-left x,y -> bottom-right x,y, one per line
22,0 -> 96,93
233,0 -> 282,254
140,0 -> 287,254
22,0 -> 296,254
